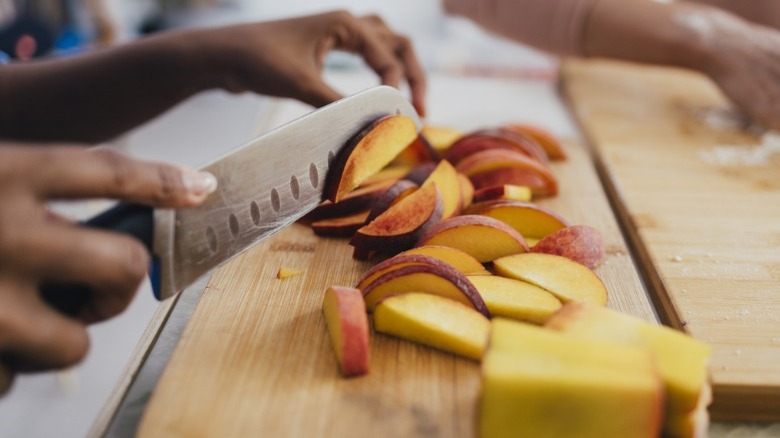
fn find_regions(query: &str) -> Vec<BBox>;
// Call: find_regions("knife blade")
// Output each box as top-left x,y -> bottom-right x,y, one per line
41,86 -> 421,313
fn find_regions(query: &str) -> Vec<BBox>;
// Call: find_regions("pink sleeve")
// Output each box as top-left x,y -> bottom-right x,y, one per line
444,0 -> 599,56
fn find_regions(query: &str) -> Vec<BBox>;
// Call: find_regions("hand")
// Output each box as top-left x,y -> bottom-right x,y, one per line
693,11 -> 780,131
194,11 -> 427,116
0,145 -> 216,395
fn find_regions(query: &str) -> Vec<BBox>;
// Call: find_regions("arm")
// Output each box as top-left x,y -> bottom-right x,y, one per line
0,11 -> 426,143
445,0 -> 780,131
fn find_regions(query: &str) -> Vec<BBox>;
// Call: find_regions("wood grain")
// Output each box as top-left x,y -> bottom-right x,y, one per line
137,95 -> 654,437
561,59 -> 780,420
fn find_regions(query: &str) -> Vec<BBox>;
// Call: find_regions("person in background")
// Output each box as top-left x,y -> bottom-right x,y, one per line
444,0 -> 780,132
0,11 -> 425,395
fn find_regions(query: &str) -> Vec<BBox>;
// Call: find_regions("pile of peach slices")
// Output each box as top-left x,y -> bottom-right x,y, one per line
312,115 -> 711,438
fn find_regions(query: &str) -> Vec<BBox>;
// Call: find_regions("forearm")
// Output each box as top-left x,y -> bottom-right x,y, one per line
583,0 -> 728,71
689,0 -> 780,29
0,28 -> 219,143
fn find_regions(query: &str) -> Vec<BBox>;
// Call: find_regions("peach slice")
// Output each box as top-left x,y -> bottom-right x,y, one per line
366,179 -> 418,222
390,134 -> 439,166
358,165 -> 411,188
355,253 -> 450,291
305,179 -> 394,222
373,293 -> 490,360
456,149 -> 558,197
458,173 -> 474,209
531,225 -> 605,269
546,302 -> 712,438
493,253 -> 608,305
481,318 -> 663,438
322,286 -> 370,377
443,128 -> 549,165
421,125 -> 462,153
472,184 -> 532,203
326,114 -> 418,202
417,215 -> 528,263
402,245 -> 491,276
421,160 -> 462,219
503,123 -> 567,160
468,200 -> 569,240
467,275 -> 561,324
403,162 -> 437,185
311,210 -> 370,238
350,183 -> 442,254
276,266 -> 304,279
361,263 -> 490,317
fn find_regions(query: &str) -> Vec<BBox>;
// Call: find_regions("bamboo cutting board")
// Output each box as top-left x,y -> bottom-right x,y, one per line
136,77 -> 656,437
561,59 -> 780,420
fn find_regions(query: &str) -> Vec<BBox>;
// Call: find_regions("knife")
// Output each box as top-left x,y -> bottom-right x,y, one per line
41,86 -> 421,315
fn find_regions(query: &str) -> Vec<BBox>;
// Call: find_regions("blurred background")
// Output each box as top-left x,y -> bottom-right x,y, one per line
0,1 -> 556,437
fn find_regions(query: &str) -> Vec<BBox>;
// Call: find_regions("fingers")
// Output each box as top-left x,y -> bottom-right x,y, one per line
328,12 -> 427,115
0,361 -> 13,396
0,281 -> 90,372
12,146 -> 217,208
8,223 -> 148,323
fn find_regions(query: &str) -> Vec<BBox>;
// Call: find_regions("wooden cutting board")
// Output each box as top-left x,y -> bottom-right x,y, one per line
561,59 -> 780,420
136,78 -> 656,437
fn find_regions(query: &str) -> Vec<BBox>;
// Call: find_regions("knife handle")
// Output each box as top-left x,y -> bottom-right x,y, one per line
40,204 -> 160,318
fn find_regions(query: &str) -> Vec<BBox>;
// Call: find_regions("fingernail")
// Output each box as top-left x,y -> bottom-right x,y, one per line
182,168 -> 218,196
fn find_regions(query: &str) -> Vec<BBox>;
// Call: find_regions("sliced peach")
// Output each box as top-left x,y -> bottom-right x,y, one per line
417,215 -> 528,263
361,263 -> 490,317
311,210 -> 370,238
493,253 -> 608,305
443,128 -> 549,165
421,160 -> 462,219
456,149 -> 557,197
350,183 -> 442,253
472,184 -> 532,203
402,245 -> 491,276
468,200 -> 568,240
306,179 -> 394,221
355,253 -> 450,291
373,293 -> 490,360
421,125 -> 462,153
467,275 -> 561,324
531,225 -> 605,269
276,266 -> 304,279
326,115 -> 418,202
458,173 -> 474,209
390,134 -> 439,166
322,286 -> 370,377
546,302 -> 712,437
481,318 -> 663,438
358,165 -> 411,188
366,179 -> 418,222
403,162 -> 437,185
504,123 -> 567,160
